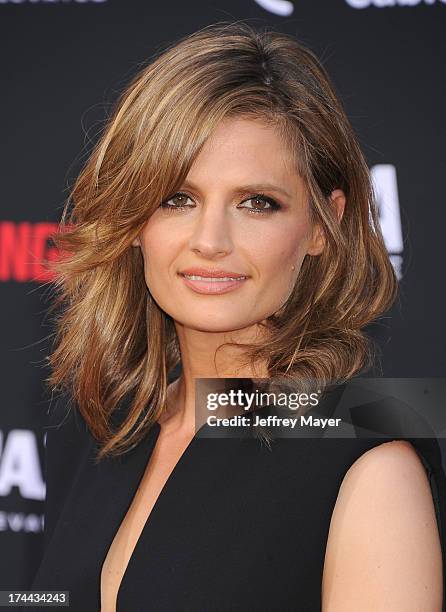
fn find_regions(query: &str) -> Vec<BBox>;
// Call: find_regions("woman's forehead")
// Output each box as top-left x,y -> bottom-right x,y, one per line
183,117 -> 302,188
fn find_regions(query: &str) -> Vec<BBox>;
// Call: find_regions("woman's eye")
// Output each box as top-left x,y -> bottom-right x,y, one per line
239,194 -> 281,215
159,192 -> 281,214
160,192 -> 194,211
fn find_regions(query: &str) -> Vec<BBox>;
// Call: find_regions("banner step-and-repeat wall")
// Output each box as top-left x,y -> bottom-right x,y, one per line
1,0 -> 445,590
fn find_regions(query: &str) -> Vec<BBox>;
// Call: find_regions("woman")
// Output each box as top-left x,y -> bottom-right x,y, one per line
31,21 -> 445,611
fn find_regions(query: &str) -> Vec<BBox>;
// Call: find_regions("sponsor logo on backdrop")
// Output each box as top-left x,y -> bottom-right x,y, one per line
253,0 -> 445,11
0,511 -> 43,533
0,221 -> 59,282
0,0 -> 105,4
345,0 -> 445,7
0,429 -> 45,533
371,164 -> 404,280
253,0 -> 295,15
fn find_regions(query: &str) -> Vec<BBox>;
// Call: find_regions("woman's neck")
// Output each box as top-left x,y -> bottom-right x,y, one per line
161,359 -> 269,436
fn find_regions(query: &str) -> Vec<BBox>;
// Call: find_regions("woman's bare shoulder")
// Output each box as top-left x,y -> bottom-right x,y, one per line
321,440 -> 443,611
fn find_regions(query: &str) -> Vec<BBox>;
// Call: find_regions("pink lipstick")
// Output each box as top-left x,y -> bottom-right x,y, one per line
178,267 -> 249,295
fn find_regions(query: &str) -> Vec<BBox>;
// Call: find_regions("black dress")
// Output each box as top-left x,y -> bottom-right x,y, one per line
30,382 -> 446,612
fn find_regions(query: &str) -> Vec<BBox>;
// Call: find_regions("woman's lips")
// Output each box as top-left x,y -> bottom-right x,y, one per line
179,273 -> 249,295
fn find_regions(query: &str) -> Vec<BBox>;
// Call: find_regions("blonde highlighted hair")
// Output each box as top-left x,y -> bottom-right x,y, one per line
46,21 -> 398,459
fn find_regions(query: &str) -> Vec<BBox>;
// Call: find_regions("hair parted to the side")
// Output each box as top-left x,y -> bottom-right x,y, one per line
46,21 -> 398,460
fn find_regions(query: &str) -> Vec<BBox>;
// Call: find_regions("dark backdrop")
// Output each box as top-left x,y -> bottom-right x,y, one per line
1,0 -> 445,589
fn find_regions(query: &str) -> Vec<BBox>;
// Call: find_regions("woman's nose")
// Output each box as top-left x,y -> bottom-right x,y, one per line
188,203 -> 233,258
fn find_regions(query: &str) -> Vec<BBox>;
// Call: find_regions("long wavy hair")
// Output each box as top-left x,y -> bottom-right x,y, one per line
46,21 -> 398,459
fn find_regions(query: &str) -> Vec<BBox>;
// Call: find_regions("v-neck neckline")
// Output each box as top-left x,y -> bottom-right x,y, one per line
109,384 -> 349,606
112,402 -> 283,605
112,417 -> 213,607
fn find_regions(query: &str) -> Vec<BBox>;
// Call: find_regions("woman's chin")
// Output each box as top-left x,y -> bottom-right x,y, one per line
173,315 -> 257,335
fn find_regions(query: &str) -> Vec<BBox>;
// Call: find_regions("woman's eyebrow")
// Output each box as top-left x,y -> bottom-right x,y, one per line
181,180 -> 292,199
233,184 -> 292,199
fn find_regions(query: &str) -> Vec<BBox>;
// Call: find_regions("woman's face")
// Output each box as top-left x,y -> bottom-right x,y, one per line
133,117 -> 339,334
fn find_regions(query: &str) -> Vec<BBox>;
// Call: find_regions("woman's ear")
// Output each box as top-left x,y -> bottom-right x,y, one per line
306,189 -> 346,256
330,188 -> 346,223
131,236 -> 141,247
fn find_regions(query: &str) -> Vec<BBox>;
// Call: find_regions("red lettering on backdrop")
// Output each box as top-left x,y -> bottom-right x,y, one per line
0,221 -> 61,282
